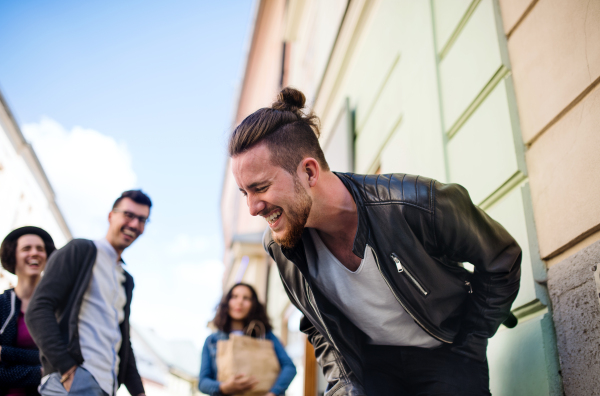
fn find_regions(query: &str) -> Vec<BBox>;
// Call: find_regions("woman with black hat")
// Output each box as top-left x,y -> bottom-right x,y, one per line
0,226 -> 56,396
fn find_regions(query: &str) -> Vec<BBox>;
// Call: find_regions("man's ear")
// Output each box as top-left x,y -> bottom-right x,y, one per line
300,157 -> 320,187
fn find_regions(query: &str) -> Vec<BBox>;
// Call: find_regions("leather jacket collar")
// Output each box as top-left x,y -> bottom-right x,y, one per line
336,172 -> 369,260
280,172 -> 369,270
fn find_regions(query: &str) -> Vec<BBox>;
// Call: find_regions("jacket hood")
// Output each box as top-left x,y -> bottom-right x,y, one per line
0,288 -> 16,335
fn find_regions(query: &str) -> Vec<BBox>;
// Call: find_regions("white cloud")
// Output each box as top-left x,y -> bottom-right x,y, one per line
22,118 -> 226,348
173,259 -> 224,287
132,259 -> 224,347
167,234 -> 212,257
22,117 -> 137,238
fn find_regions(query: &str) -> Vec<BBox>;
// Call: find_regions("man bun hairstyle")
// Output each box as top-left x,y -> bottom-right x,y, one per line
112,189 -> 152,210
229,87 -> 329,174
271,86 -> 306,113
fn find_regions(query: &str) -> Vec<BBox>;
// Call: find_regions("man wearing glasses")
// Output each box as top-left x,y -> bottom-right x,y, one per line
27,190 -> 151,396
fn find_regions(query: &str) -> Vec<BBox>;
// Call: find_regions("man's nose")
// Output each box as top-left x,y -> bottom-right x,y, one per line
247,194 -> 266,217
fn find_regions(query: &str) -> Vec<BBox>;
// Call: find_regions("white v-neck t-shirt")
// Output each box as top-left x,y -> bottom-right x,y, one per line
306,228 -> 441,348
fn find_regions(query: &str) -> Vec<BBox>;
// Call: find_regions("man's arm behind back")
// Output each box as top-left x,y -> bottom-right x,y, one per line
433,181 -> 522,361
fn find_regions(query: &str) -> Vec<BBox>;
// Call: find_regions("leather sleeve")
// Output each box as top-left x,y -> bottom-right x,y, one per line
300,316 -> 366,396
433,182 -> 522,361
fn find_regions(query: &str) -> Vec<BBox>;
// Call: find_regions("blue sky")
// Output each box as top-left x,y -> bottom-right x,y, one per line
0,0 -> 254,346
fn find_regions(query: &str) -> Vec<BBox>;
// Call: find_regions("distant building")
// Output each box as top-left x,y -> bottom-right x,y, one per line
0,89 -> 71,290
120,325 -> 201,396
221,1 -> 600,395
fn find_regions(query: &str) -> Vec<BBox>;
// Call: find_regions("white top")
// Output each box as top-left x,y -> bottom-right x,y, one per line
306,228 -> 441,348
78,239 -> 127,395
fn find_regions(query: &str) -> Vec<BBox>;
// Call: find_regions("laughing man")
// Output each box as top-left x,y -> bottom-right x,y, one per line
229,87 -> 521,396
27,190 -> 151,396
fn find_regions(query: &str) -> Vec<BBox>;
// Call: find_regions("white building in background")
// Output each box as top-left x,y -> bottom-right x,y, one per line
0,89 -> 71,290
120,325 -> 201,396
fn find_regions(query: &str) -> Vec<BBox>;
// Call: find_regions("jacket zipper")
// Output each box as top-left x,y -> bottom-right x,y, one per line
276,266 -> 342,355
303,278 -> 342,353
390,253 -> 428,296
465,280 -> 473,294
372,247 -> 451,343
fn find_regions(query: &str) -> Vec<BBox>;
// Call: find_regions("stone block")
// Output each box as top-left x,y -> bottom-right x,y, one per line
446,79 -> 519,205
488,313 -> 556,395
507,0 -> 600,143
355,57 -> 403,173
548,240 -> 600,396
486,184 -> 537,308
525,83 -> 600,258
498,0 -> 536,34
350,0 -> 405,131
439,0 -> 503,131
432,0 -> 472,51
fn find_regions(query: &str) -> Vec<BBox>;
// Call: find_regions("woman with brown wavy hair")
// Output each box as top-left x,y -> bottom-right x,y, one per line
199,283 -> 296,396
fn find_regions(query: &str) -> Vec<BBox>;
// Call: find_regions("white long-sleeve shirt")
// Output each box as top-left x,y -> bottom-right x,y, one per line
78,238 -> 127,395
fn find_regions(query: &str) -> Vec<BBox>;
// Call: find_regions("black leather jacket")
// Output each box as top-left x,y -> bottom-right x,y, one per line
263,173 -> 522,396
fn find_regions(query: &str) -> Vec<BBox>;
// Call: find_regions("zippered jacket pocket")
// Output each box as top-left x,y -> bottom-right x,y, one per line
390,253 -> 429,296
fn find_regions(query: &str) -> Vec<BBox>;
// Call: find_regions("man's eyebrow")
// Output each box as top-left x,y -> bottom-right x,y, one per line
244,181 -> 269,190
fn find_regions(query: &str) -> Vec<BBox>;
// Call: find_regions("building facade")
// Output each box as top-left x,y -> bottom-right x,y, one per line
220,1 -> 600,395
119,325 -> 201,396
0,89 -> 71,290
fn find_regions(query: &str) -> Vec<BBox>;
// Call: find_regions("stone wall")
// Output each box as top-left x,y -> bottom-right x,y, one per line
548,240 -> 600,395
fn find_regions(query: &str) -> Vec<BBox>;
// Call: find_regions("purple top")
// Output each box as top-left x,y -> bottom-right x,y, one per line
15,312 -> 36,349
6,312 -> 37,396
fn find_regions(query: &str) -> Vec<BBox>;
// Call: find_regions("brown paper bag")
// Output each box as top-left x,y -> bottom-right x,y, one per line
216,321 -> 281,396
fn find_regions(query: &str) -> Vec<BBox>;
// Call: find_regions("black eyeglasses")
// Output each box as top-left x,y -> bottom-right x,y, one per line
113,209 -> 150,225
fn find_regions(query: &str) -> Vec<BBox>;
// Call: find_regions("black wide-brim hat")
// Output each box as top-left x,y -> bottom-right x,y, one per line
1,226 -> 56,273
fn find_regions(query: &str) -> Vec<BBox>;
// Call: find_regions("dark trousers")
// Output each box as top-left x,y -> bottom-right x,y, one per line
363,344 -> 491,396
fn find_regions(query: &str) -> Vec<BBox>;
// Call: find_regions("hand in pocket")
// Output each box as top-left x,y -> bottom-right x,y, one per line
61,366 -> 78,392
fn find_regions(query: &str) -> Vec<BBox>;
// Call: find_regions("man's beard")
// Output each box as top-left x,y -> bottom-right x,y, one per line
273,177 -> 312,249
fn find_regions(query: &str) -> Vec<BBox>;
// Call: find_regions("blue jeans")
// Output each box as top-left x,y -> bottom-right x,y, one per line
40,367 -> 108,396
363,344 -> 491,396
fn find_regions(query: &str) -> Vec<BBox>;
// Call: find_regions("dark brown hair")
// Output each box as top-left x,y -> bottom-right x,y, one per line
112,189 -> 152,210
228,87 -> 329,174
1,233 -> 55,275
212,283 -> 273,335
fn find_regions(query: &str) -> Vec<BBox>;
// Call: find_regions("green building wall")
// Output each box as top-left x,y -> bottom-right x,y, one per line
323,0 -> 563,394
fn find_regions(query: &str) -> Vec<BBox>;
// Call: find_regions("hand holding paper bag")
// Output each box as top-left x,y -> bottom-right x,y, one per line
217,321 -> 281,396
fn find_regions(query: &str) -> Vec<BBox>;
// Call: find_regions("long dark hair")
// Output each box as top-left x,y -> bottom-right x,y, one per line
212,283 -> 272,335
